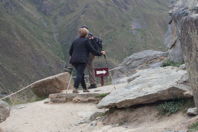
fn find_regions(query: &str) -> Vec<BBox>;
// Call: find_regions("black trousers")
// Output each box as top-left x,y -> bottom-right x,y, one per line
72,63 -> 87,89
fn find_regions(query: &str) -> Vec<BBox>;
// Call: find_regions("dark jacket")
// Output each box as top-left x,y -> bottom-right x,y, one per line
69,37 -> 102,64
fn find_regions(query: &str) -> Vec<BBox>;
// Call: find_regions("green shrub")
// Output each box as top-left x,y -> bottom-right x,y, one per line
189,122 -> 198,132
97,93 -> 109,98
162,60 -> 183,67
157,99 -> 194,115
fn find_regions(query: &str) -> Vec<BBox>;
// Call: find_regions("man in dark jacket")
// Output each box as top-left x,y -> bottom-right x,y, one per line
81,26 -> 101,89
69,28 -> 105,93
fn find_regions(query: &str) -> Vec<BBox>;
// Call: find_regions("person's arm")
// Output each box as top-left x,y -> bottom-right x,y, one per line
69,42 -> 74,56
86,39 -> 102,56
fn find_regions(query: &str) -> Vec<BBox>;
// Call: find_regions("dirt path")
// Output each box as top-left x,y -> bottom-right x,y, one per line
0,100 -> 100,132
0,99 -> 193,132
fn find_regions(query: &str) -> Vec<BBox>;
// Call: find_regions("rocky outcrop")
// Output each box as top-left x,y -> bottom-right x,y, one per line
187,108 -> 198,116
30,72 -> 73,97
111,50 -> 168,84
98,67 -> 192,109
164,0 -> 198,63
0,101 -> 10,123
170,0 -> 198,107
164,19 -> 184,63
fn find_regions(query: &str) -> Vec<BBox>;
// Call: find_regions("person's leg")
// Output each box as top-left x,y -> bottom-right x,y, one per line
73,64 -> 85,93
74,63 -> 87,91
87,54 -> 97,89
81,73 -> 89,92
80,73 -> 87,89
76,64 -> 89,92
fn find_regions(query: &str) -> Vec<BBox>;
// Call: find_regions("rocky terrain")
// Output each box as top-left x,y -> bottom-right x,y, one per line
170,0 -> 198,111
1,0 -> 198,132
0,101 -> 10,123
111,50 -> 168,84
0,99 -> 196,132
98,66 -> 192,109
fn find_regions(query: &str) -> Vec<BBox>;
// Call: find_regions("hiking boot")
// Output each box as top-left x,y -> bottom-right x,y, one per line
73,89 -> 79,93
88,84 -> 97,89
83,89 -> 90,92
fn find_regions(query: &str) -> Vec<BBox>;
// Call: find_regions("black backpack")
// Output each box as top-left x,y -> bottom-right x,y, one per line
90,37 -> 103,53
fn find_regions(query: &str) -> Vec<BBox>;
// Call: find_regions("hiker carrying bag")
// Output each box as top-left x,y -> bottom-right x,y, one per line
91,37 -> 103,53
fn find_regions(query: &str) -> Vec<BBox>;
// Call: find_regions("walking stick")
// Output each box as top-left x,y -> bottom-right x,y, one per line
103,55 -> 116,89
64,57 -> 73,93
66,70 -> 73,93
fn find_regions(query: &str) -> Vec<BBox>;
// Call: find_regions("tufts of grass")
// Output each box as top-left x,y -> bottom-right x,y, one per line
162,60 -> 183,67
157,99 -> 194,116
97,93 -> 109,98
189,122 -> 198,132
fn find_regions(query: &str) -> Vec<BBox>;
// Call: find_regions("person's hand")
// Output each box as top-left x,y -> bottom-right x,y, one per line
89,36 -> 94,40
101,51 -> 106,55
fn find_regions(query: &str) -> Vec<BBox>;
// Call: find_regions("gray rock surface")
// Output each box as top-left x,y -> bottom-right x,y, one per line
30,72 -> 73,97
164,0 -> 198,63
164,19 -> 184,63
187,107 -> 198,116
0,101 -> 10,123
171,0 -> 198,108
111,50 -> 168,84
98,67 -> 192,109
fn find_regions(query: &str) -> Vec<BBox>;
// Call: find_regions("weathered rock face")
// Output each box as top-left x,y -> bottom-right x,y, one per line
111,50 -> 168,84
31,72 -> 73,97
164,0 -> 198,63
98,67 -> 192,109
164,19 -> 184,63
0,101 -> 10,123
171,0 -> 198,107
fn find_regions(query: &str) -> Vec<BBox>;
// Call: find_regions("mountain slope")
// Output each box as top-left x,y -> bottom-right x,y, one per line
0,0 -> 170,93
0,0 -> 64,93
49,0 -> 170,61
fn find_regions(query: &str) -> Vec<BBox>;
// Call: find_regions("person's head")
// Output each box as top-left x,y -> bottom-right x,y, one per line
81,25 -> 89,30
78,28 -> 89,38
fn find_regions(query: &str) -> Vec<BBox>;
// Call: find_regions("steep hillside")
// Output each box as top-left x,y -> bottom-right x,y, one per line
0,0 -> 64,93
0,0 -> 171,93
52,0 -> 170,61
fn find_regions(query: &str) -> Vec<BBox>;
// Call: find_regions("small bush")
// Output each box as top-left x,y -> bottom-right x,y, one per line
157,99 -> 194,115
189,122 -> 198,132
162,60 -> 183,67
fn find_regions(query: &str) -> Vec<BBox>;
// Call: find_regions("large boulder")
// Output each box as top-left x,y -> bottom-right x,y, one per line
111,50 -> 168,84
30,72 -> 73,97
0,101 -> 10,123
98,67 -> 192,109
164,0 -> 198,64
163,0 -> 198,64
170,0 -> 198,107
176,9 -> 198,107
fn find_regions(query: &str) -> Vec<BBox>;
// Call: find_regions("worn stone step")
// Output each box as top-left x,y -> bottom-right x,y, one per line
49,84 -> 127,104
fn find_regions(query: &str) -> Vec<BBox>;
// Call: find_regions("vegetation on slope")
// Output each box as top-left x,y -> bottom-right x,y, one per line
0,0 -> 64,93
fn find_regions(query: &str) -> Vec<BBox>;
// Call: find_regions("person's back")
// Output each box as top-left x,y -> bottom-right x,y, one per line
70,37 -> 90,64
